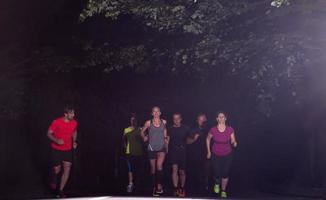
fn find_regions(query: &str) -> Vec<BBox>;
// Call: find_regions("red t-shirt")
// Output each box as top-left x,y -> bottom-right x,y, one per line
49,117 -> 77,151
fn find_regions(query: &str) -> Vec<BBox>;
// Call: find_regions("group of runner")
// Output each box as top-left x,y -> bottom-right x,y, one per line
46,105 -> 237,198
123,106 -> 237,198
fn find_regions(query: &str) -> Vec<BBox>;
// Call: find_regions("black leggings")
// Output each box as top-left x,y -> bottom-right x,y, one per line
211,153 -> 233,179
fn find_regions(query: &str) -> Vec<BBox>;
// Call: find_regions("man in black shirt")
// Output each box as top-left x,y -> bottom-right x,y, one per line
168,112 -> 190,197
186,113 -> 209,195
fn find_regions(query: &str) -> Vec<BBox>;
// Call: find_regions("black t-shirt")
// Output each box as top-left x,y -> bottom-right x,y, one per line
187,125 -> 208,158
168,124 -> 190,151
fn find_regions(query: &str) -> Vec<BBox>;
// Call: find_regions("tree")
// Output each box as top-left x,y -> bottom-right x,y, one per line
79,0 -> 326,116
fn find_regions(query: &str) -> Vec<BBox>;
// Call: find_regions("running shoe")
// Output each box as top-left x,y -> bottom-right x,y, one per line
152,188 -> 160,197
221,191 -> 228,198
213,183 -> 220,194
156,187 -> 164,194
126,183 -> 134,193
56,190 -> 67,198
178,188 -> 186,197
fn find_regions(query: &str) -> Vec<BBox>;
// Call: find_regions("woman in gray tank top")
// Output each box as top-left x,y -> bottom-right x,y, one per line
141,106 -> 169,196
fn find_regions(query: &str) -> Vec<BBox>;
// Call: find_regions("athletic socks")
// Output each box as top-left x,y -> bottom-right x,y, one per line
151,173 -> 156,188
156,170 -> 163,185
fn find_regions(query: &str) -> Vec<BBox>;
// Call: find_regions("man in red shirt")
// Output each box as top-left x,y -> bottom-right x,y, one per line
47,106 -> 78,198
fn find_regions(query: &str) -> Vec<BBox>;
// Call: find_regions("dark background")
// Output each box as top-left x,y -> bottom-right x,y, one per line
1,0 -> 326,199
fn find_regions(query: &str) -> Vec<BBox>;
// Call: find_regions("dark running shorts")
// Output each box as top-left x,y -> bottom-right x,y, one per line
169,148 -> 186,170
211,153 -> 233,178
148,147 -> 167,160
51,149 -> 72,166
126,155 -> 142,173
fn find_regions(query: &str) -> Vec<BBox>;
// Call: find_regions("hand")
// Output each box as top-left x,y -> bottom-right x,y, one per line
207,152 -> 211,159
232,142 -> 237,148
73,142 -> 78,149
194,134 -> 200,140
165,143 -> 169,154
56,139 -> 64,145
143,135 -> 149,142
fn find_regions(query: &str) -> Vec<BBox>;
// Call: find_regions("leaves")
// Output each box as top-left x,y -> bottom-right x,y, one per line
271,0 -> 290,8
77,0 -> 325,115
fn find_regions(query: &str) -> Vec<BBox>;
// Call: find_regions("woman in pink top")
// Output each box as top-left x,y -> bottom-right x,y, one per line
206,111 -> 237,198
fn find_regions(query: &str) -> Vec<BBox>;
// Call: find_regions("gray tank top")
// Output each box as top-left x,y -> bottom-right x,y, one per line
148,119 -> 165,151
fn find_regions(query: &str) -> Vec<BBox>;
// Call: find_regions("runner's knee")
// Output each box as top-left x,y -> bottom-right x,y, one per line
53,166 -> 61,174
172,165 -> 178,173
62,162 -> 72,172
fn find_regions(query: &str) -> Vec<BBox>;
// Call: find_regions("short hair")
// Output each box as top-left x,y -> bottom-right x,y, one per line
173,112 -> 182,118
64,105 -> 75,114
130,113 -> 138,126
216,111 -> 228,118
197,113 -> 206,118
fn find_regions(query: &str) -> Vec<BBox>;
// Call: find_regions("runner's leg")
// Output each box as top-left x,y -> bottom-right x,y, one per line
50,149 -> 62,190
50,165 -> 61,190
127,157 -> 134,185
179,150 -> 186,190
59,161 -> 72,191
156,151 -> 166,191
149,159 -> 156,188
126,156 -> 134,193
221,154 -> 233,192
211,154 -> 222,194
172,164 -> 179,188
179,169 -> 186,188
221,178 -> 229,192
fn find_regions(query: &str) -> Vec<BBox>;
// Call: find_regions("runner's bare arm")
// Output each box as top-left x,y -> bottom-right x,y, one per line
162,119 -> 169,142
73,130 -> 78,149
231,132 -> 237,147
140,120 -> 150,141
164,126 -> 169,144
73,131 -> 77,143
47,129 -> 63,145
206,132 -> 213,159
122,132 -> 127,149
186,132 -> 199,144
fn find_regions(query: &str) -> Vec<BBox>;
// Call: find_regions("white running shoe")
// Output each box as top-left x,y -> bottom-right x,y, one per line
126,183 -> 134,193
